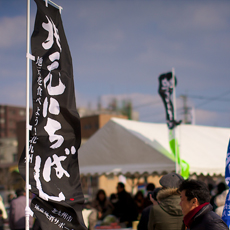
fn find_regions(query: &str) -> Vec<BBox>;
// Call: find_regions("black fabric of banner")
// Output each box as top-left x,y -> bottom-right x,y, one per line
18,0 -> 87,229
31,197 -> 85,230
158,72 -> 181,129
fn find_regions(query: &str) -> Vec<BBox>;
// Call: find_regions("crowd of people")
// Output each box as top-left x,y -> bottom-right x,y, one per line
0,175 -> 229,230
83,173 -> 230,230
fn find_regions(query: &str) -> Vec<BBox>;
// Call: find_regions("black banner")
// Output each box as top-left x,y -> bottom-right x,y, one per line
158,72 -> 181,129
19,0 -> 86,229
31,197 -> 85,230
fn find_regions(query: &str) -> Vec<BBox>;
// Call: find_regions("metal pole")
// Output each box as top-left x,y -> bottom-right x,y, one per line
25,0 -> 31,229
172,68 -> 179,173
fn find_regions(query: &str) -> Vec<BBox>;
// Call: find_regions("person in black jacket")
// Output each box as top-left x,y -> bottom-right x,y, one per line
113,182 -> 138,228
137,187 -> 161,230
178,179 -> 228,230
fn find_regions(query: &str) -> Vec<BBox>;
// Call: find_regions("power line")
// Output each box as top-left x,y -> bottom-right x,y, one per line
141,110 -> 164,119
193,90 -> 230,108
187,94 -> 230,102
133,100 -> 162,109
133,91 -> 230,120
131,89 -> 230,111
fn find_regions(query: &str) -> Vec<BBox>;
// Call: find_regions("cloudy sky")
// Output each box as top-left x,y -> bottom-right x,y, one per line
0,0 -> 230,128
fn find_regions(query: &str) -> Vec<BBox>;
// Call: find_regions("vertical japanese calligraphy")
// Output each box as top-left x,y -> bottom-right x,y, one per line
18,0 -> 86,229
158,72 -> 181,130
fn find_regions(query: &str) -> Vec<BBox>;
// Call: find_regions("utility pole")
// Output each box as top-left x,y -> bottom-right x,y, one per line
97,96 -> 102,111
180,95 -> 191,124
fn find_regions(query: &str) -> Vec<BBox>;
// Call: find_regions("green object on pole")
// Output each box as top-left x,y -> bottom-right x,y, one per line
169,136 -> 190,179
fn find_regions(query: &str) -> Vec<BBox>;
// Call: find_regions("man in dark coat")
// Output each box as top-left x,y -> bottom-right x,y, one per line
179,179 -> 228,230
113,182 -> 138,228
148,172 -> 184,230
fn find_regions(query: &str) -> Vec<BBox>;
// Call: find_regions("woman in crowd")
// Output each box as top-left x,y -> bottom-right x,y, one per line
91,189 -> 114,221
134,190 -> 145,215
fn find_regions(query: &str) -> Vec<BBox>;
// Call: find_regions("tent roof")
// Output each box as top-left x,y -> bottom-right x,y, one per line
78,118 -> 230,177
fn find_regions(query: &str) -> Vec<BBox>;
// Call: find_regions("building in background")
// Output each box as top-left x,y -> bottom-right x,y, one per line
78,98 -> 139,121
0,105 -> 31,165
80,113 -> 128,143
78,98 -> 139,144
0,105 -> 27,138
0,138 -> 17,164
0,105 -> 30,199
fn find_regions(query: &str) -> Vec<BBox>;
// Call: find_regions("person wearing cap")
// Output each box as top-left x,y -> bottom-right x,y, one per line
148,172 -> 184,230
178,179 -> 228,230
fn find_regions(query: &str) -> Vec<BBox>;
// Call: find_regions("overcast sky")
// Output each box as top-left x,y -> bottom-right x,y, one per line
0,0 -> 230,128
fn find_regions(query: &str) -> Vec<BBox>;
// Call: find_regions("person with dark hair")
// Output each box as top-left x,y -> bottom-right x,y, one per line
15,189 -> 25,198
117,182 -> 125,190
91,189 -> 113,220
214,186 -> 228,217
109,193 -> 118,205
143,183 -> 155,209
9,188 -> 34,230
114,182 -> 138,227
179,179 -> 228,230
134,191 -> 144,214
88,189 -> 114,230
137,188 -> 161,230
148,172 -> 184,230
146,183 -> 155,192
210,181 -> 228,212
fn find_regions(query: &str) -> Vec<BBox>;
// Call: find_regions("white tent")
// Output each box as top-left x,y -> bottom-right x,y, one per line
78,118 -> 230,177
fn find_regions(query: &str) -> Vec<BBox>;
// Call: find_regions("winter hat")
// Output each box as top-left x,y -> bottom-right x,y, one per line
160,172 -> 184,188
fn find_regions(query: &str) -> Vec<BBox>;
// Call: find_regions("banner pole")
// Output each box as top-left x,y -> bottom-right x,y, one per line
25,0 -> 31,230
172,68 -> 179,173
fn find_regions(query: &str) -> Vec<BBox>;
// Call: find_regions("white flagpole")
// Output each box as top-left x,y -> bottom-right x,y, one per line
25,0 -> 31,230
24,2 -> 63,229
172,68 -> 179,174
